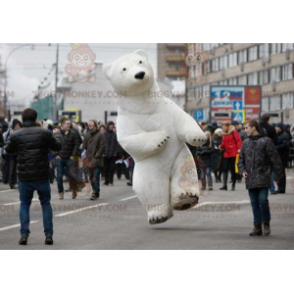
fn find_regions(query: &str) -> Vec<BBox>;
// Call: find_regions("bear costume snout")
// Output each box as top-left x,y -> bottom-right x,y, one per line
135,71 -> 145,80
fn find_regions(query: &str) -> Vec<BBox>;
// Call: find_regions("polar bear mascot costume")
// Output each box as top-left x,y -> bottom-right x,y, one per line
103,50 -> 206,225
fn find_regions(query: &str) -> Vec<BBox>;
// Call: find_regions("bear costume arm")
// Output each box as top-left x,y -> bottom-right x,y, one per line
173,107 -> 206,146
119,131 -> 170,161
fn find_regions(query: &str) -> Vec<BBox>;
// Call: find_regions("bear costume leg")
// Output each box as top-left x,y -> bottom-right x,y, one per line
133,162 -> 173,225
170,144 -> 200,211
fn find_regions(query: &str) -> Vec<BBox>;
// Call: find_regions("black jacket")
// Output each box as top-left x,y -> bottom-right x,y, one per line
0,119 -> 8,134
260,121 -> 277,145
196,138 -> 214,168
276,131 -> 291,167
57,128 -> 80,159
104,129 -> 117,158
5,121 -> 62,181
238,130 -> 283,190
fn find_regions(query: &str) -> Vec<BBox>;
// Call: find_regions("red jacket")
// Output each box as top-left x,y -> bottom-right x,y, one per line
220,127 -> 242,158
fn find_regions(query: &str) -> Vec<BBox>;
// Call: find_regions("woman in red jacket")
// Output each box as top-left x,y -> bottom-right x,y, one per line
219,121 -> 242,191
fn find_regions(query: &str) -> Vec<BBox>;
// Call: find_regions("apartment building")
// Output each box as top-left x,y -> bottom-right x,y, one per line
157,43 -> 187,80
186,43 -> 294,123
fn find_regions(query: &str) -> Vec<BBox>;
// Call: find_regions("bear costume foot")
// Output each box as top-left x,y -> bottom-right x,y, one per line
173,193 -> 199,211
147,204 -> 173,225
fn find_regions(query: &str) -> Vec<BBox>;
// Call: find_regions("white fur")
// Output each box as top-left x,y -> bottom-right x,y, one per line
104,50 -> 206,224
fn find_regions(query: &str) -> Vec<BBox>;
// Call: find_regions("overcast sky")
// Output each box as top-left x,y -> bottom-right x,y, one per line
0,43 -> 157,106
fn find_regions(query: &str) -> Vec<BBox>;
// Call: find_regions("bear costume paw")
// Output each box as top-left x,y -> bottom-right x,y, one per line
147,204 -> 173,225
173,193 -> 199,211
153,136 -> 170,152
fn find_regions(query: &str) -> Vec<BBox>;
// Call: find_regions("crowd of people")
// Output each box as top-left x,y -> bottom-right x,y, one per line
188,114 -> 293,195
0,113 -> 134,202
0,109 -> 293,244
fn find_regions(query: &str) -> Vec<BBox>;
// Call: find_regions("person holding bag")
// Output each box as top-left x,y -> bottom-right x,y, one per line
219,121 -> 242,191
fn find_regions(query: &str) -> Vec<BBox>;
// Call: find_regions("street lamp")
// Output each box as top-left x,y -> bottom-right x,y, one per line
3,43 -> 34,117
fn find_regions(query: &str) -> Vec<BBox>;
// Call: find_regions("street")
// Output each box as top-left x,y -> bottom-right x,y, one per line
0,171 -> 294,250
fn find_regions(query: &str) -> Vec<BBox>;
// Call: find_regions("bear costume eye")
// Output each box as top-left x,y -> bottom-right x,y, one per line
75,55 -> 79,60
123,68 -> 127,71
139,61 -> 142,64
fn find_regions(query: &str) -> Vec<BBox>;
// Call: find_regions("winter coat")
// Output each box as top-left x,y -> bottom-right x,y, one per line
83,129 -> 105,168
238,130 -> 283,190
5,121 -> 62,181
57,128 -> 80,159
104,129 -> 117,158
220,126 -> 242,158
211,135 -> 223,171
0,119 -> 8,134
237,129 -> 247,141
276,131 -> 291,167
196,138 -> 214,168
260,121 -> 277,145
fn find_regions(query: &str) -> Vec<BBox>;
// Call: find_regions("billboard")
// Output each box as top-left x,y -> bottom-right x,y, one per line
210,86 -> 261,123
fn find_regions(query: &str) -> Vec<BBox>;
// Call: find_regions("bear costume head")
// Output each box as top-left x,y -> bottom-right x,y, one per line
103,50 -> 155,97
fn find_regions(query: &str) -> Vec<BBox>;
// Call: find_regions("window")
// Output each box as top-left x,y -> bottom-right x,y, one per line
238,75 -> 247,85
263,70 -> 270,84
259,43 -> 269,59
248,72 -> 258,85
282,92 -> 294,109
219,56 -> 228,70
262,97 -> 269,112
238,49 -> 247,64
211,58 -> 219,72
248,46 -> 258,62
270,96 -> 281,111
228,52 -> 237,67
282,64 -> 293,81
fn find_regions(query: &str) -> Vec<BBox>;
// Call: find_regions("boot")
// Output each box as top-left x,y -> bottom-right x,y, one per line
58,192 -> 64,200
90,193 -> 100,201
19,235 -> 28,245
220,172 -> 228,190
249,223 -> 263,236
45,236 -> 53,245
72,181 -> 77,199
263,222 -> 271,236
231,182 -> 236,191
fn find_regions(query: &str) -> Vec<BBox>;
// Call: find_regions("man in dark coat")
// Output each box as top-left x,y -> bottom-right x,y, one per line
55,117 -> 81,199
259,113 -> 277,145
0,115 -> 8,134
103,121 -> 118,186
275,122 -> 290,194
83,119 -> 105,200
5,108 -> 62,245
238,121 -> 283,237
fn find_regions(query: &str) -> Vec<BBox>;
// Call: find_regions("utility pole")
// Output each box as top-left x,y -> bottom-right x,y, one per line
54,43 -> 59,119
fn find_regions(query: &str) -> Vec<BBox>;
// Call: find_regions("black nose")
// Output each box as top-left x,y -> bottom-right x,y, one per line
135,71 -> 145,80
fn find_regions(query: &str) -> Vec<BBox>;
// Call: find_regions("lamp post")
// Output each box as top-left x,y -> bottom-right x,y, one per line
3,43 -> 34,117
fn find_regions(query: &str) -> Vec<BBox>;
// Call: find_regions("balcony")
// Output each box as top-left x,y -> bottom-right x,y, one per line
166,43 -> 186,50
166,69 -> 187,77
166,55 -> 186,62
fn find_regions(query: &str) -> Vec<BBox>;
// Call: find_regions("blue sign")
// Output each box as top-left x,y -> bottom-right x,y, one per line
232,111 -> 245,123
233,101 -> 243,110
194,109 -> 204,120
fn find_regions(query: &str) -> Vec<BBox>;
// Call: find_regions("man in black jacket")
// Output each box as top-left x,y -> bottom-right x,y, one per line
103,121 -> 117,186
55,117 -> 80,199
275,122 -> 290,194
5,108 -> 62,245
238,121 -> 283,237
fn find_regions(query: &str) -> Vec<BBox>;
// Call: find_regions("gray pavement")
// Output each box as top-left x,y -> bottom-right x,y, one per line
0,171 -> 294,250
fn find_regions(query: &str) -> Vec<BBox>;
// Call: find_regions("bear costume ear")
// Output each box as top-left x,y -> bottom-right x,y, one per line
134,49 -> 148,60
103,63 -> 112,80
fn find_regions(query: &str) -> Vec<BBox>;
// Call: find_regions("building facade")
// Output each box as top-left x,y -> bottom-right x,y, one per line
186,43 -> 294,123
157,43 -> 187,80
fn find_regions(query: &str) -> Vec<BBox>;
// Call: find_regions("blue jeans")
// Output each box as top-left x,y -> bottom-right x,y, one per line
248,187 -> 271,224
19,180 -> 53,237
200,167 -> 213,189
56,158 -> 73,193
269,171 -> 275,194
89,166 -> 101,195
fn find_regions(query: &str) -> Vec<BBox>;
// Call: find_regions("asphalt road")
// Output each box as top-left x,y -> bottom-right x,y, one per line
0,171 -> 294,250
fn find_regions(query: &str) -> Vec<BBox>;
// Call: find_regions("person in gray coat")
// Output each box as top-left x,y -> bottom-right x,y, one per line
238,120 -> 283,237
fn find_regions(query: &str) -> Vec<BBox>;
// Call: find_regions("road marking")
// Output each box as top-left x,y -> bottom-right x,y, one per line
196,200 -> 250,208
55,203 -> 109,217
0,221 -> 39,232
0,189 -> 15,194
119,195 -> 137,201
286,176 -> 293,180
3,199 -> 38,206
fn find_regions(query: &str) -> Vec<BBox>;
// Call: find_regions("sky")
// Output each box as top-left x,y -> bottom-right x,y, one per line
0,43 -> 157,106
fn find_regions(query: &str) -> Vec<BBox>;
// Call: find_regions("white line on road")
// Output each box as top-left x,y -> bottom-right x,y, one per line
54,203 -> 109,217
119,195 -> 137,201
196,200 -> 250,208
3,199 -> 38,206
0,221 -> 39,232
0,189 -> 14,194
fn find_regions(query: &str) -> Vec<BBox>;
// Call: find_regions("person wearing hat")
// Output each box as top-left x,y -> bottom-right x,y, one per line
275,122 -> 290,194
232,120 -> 247,142
82,119 -> 105,200
212,128 -> 223,183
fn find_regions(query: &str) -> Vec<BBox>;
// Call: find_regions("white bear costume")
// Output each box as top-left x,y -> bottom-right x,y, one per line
103,50 -> 206,225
